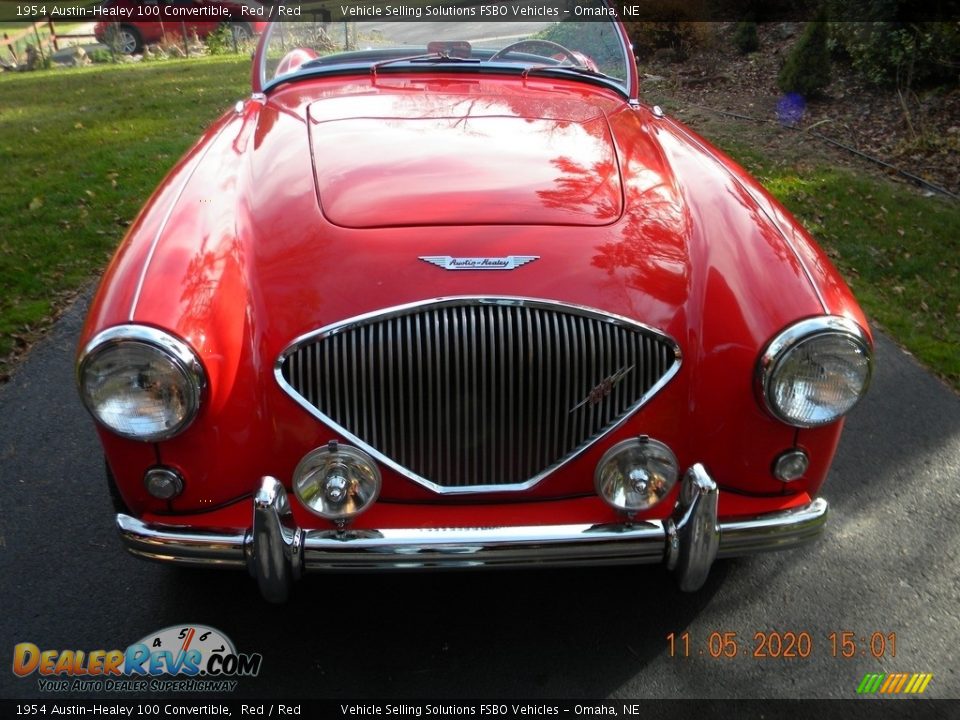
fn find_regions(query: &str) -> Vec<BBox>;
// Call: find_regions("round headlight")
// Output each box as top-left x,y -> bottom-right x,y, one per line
78,326 -> 204,442
293,443 -> 381,521
759,317 -> 872,428
595,437 -> 679,513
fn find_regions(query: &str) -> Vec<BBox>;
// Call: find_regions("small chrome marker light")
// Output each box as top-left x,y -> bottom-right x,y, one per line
292,442 -> 381,521
595,436 -> 679,513
144,467 -> 184,500
758,316 -> 872,428
773,449 -> 809,482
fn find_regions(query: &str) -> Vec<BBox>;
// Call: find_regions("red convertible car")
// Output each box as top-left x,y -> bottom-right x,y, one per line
77,6 -> 873,602
94,0 -> 269,54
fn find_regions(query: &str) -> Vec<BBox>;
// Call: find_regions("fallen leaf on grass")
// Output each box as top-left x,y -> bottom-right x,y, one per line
28,197 -> 43,211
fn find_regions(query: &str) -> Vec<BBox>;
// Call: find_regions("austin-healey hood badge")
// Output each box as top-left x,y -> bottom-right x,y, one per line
419,256 -> 539,271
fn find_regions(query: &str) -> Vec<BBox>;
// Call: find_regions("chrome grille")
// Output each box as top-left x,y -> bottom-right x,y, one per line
278,299 -> 680,494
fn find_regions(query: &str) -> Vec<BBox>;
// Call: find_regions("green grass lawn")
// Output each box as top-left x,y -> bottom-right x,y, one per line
0,56 -> 958,390
0,56 -> 249,375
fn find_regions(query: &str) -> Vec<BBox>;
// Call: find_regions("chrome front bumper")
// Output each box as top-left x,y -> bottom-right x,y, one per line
116,464 -> 828,603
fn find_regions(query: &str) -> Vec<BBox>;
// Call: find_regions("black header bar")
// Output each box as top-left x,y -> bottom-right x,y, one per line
1,0 -> 958,24
0,699 -> 958,719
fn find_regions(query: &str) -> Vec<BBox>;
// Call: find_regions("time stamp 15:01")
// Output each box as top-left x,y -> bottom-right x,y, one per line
667,631 -> 898,659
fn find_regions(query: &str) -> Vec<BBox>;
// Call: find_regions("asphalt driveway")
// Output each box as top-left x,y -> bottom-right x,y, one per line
0,291 -> 957,700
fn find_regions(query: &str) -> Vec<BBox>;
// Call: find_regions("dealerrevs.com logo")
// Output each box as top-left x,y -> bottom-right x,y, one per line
12,624 -> 262,693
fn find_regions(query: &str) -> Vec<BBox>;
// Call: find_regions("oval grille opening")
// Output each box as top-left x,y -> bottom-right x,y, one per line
278,299 -> 680,493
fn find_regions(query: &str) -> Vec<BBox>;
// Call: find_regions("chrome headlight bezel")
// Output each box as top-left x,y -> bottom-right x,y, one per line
757,316 -> 873,428
77,325 -> 206,442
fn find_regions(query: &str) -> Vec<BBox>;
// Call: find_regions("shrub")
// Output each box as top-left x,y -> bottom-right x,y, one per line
829,21 -> 960,87
205,26 -> 233,56
733,21 -> 760,54
626,21 -> 715,62
88,48 -> 113,64
778,13 -> 831,98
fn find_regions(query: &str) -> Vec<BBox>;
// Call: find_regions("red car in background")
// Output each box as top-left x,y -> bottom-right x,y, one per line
94,0 -> 269,54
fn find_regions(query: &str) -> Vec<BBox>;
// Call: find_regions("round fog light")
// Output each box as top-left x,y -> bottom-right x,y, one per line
144,467 -> 184,500
773,449 -> 809,482
595,437 -> 679,513
293,443 -> 381,521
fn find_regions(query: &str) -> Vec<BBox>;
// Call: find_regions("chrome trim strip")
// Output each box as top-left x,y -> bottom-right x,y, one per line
128,121 -> 228,321
76,325 -> 207,442
661,116 -> 829,312
756,315 -> 873,428
274,296 -> 682,496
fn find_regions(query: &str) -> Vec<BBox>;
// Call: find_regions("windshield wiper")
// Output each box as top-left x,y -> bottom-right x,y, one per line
520,64 -> 621,84
371,52 -> 479,78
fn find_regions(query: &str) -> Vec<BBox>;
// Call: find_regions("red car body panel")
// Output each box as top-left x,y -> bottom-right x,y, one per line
79,69 -> 869,531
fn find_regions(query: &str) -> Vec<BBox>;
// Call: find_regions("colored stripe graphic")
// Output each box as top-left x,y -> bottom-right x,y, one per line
857,673 -> 933,694
856,674 -> 884,694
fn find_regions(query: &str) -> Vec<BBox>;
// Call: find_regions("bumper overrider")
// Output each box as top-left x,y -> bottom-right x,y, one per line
116,464 -> 828,602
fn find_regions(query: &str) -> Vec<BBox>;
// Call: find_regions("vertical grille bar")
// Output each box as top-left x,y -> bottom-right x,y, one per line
531,308 -> 544,472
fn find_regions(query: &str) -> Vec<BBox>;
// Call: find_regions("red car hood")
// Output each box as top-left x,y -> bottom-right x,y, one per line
308,92 -> 623,228
113,77 -> 828,369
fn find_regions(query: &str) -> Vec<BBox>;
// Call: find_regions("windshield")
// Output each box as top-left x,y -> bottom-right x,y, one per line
256,1 -> 633,96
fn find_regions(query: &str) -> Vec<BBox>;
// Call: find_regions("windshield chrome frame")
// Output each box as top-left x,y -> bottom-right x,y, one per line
251,1 -> 639,99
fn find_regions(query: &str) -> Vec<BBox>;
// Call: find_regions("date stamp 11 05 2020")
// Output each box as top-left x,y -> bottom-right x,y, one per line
666,630 -> 898,660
